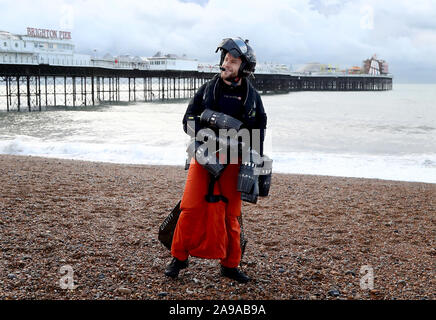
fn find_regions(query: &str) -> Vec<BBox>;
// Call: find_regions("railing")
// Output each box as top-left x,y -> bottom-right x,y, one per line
291,71 -> 393,78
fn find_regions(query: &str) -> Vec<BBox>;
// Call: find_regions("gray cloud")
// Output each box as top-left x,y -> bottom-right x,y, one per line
0,0 -> 435,82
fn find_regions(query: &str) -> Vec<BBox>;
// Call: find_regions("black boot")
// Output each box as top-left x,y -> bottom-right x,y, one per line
220,265 -> 251,283
165,257 -> 188,278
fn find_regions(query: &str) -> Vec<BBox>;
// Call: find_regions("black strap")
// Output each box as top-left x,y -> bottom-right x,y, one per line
205,174 -> 228,203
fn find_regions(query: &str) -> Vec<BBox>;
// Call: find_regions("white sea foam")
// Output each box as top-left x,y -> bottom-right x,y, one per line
271,151 -> 436,184
1,136 -> 435,183
1,84 -> 435,183
0,136 -> 187,166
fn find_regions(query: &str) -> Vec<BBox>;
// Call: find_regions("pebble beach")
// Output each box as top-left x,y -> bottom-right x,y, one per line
0,154 -> 434,300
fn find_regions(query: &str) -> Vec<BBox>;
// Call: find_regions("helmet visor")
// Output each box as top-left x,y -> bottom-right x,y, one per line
231,38 -> 248,54
216,37 -> 248,58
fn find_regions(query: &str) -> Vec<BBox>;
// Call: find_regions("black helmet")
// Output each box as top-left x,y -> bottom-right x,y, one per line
216,37 -> 256,78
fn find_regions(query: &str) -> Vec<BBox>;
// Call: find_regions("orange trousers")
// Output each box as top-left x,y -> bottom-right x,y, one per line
171,158 -> 242,268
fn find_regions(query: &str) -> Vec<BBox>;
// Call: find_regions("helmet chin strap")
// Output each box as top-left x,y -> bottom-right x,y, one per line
229,76 -> 241,88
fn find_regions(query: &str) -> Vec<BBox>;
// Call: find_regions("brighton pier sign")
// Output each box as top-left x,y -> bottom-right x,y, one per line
26,27 -> 72,40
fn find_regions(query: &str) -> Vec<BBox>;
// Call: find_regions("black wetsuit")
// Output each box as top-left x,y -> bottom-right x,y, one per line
183,74 -> 267,156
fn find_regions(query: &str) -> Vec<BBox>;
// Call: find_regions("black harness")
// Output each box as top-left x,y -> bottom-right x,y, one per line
205,175 -> 229,203
200,75 -> 261,204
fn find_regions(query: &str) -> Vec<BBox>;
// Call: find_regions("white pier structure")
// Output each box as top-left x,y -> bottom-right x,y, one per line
1,28 -> 294,74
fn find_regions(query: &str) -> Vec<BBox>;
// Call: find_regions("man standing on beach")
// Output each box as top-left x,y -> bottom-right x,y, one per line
164,37 -> 268,283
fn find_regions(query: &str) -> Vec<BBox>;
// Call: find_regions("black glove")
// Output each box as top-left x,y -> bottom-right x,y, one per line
258,155 -> 273,197
237,149 -> 263,191
241,178 -> 259,204
237,149 -> 263,204
237,161 -> 257,194
186,139 -> 226,178
200,109 -> 243,131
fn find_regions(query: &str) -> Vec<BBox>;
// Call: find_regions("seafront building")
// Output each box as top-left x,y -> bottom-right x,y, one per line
0,27 -> 389,77
0,28 -> 89,66
0,27 -> 289,74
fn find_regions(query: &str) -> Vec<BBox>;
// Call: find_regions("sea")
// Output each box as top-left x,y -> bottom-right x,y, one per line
0,83 -> 435,184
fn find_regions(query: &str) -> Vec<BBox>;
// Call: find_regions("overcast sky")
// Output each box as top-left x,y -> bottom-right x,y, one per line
1,0 -> 435,83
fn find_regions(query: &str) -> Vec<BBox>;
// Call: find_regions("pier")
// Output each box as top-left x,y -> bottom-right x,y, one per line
0,64 -> 393,112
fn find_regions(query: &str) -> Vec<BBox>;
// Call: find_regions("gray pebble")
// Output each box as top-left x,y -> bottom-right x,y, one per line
328,289 -> 340,297
117,287 -> 132,294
